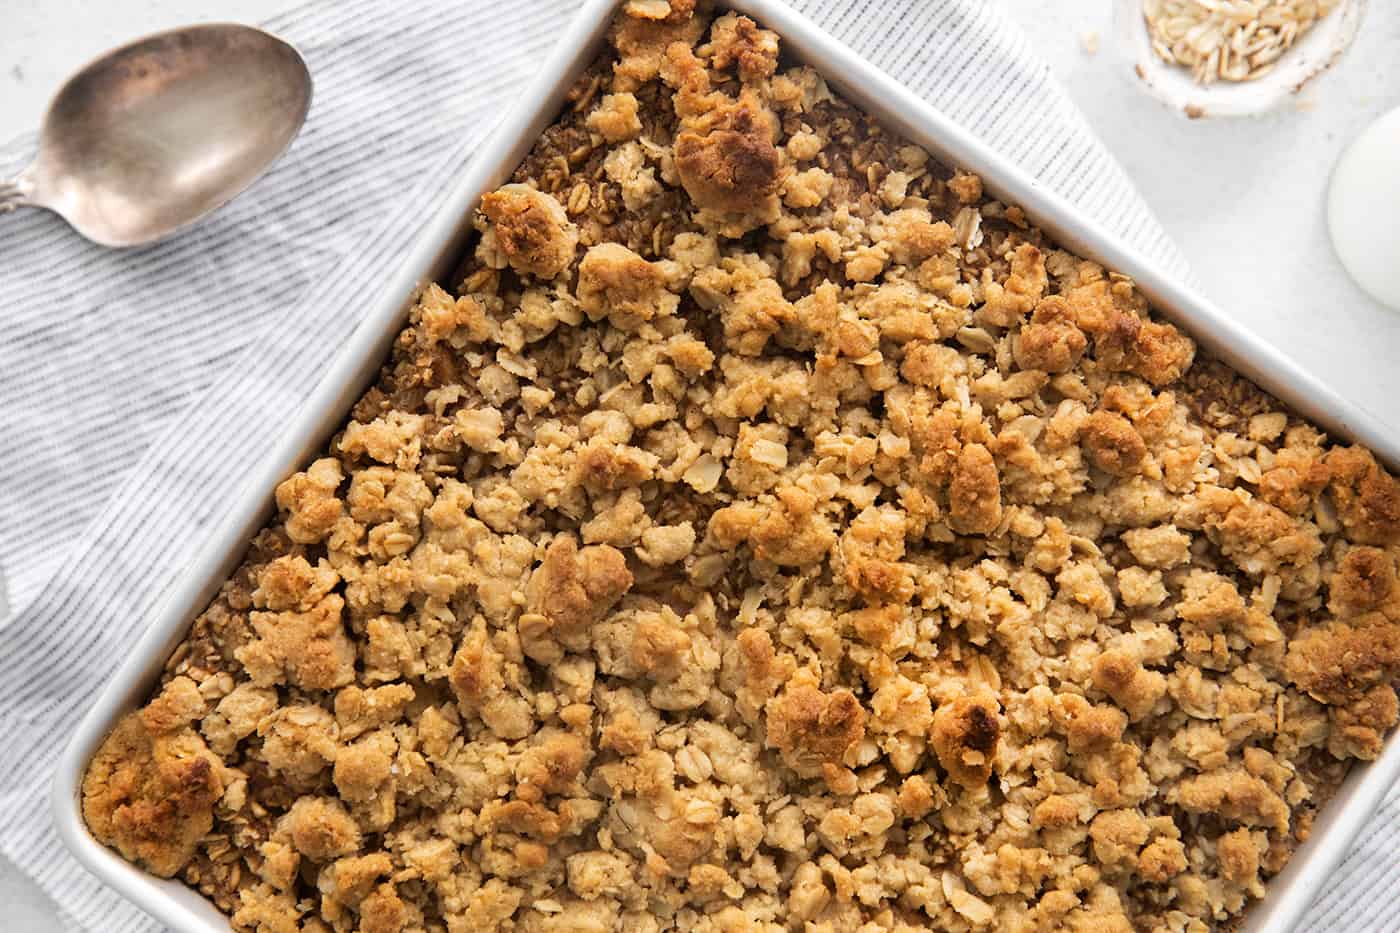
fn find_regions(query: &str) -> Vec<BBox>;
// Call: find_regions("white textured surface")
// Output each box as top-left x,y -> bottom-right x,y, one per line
1,1 -> 1398,932
0,850 -> 66,932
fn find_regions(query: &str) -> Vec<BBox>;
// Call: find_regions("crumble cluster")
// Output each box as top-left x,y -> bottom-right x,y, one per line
83,2 -> 1400,931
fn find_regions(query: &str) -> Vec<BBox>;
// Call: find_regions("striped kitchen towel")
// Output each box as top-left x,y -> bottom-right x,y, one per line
7,1 -> 1373,932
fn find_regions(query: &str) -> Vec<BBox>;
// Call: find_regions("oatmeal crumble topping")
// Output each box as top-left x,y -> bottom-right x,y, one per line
83,4 -> 1400,931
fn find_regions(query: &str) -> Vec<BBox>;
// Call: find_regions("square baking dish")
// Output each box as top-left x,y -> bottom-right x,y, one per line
50,1 -> 1400,931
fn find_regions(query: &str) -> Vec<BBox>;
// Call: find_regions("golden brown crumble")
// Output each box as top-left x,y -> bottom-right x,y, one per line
82,4 -> 1400,931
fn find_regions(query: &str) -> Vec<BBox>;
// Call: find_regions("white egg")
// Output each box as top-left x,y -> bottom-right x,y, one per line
1328,106 -> 1400,312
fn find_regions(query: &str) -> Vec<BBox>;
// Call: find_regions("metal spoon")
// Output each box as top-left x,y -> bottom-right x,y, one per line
0,23 -> 311,247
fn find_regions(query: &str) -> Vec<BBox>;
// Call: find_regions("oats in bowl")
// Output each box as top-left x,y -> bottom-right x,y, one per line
81,2 -> 1400,931
1143,0 -> 1341,84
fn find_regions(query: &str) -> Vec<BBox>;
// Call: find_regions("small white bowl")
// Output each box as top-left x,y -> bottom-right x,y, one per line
1113,0 -> 1366,118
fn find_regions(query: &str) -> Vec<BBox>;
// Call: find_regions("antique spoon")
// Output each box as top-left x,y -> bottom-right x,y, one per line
0,23 -> 311,247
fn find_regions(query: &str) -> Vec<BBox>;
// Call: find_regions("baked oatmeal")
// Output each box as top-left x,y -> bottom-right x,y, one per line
82,2 -> 1400,931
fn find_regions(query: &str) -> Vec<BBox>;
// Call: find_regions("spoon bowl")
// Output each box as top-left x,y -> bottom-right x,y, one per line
1,23 -> 311,246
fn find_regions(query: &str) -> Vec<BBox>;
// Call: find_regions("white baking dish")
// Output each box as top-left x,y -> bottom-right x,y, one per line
50,1 -> 1400,930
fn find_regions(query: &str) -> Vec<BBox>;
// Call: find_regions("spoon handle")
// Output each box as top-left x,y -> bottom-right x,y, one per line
0,176 -> 31,214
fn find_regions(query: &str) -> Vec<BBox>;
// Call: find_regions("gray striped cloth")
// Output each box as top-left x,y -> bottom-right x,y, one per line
0,1 -> 1370,931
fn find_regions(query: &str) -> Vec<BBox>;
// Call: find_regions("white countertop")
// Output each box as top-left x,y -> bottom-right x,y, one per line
4,1 -> 1399,930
